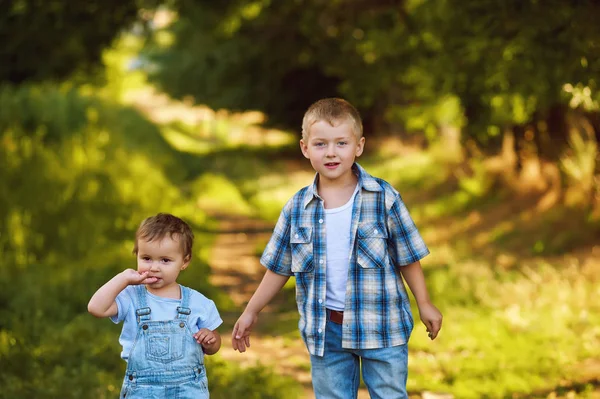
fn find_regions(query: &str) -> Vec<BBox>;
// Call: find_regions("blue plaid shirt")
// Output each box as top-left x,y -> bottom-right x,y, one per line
260,163 -> 429,356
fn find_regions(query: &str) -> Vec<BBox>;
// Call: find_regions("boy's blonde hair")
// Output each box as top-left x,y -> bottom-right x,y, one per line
133,213 -> 194,260
301,98 -> 363,141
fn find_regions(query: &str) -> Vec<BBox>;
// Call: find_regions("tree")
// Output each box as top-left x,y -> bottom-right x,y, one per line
144,0 -> 600,147
143,0 -> 413,130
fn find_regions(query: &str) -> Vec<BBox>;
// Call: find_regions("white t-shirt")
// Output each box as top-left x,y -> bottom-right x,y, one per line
110,285 -> 222,361
325,185 -> 359,310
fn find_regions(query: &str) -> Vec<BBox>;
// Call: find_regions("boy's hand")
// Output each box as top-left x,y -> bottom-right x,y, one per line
194,328 -> 218,347
418,301 -> 443,340
232,311 -> 258,353
121,269 -> 158,285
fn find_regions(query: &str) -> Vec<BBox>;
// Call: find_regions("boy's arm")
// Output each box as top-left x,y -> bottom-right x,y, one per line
87,269 -> 156,318
399,261 -> 443,340
232,270 -> 290,352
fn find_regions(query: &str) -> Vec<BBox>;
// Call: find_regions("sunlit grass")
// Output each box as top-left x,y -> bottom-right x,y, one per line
407,257 -> 600,399
190,173 -> 253,216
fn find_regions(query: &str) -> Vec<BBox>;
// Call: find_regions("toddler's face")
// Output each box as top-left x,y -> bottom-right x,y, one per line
136,235 -> 190,295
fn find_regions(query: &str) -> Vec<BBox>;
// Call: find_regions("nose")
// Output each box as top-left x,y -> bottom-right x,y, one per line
326,143 -> 336,157
149,261 -> 160,271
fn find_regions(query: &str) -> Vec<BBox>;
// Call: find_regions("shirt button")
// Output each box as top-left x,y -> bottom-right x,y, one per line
318,328 -> 322,333
374,229 -> 378,234
295,234 -> 299,239
319,259 -> 324,264
129,375 -> 134,381
318,299 -> 323,304
179,322 -> 185,328
319,219 -> 323,224
142,325 -> 148,330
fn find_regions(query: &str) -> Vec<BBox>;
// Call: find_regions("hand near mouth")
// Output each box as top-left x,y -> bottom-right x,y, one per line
122,269 -> 159,285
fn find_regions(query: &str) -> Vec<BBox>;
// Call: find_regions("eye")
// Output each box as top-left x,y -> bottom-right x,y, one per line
338,141 -> 348,146
161,258 -> 172,264
314,142 -> 325,147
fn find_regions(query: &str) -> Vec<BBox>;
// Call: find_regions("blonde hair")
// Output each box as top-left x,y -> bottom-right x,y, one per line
301,98 -> 363,141
133,213 -> 194,260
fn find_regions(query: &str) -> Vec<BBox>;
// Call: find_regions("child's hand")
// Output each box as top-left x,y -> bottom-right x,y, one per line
232,311 -> 258,353
418,301 -> 443,340
121,269 -> 158,285
194,328 -> 221,355
194,328 -> 217,347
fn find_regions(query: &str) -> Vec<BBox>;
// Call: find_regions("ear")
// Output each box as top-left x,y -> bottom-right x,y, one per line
355,136 -> 365,157
299,139 -> 310,159
181,256 -> 191,270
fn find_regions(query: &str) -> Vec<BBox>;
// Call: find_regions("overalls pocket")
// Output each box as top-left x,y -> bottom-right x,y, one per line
356,221 -> 389,269
144,324 -> 185,363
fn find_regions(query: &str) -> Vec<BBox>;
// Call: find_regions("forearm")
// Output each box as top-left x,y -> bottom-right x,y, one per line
202,332 -> 222,355
399,261 -> 431,306
244,270 -> 290,314
88,272 -> 129,318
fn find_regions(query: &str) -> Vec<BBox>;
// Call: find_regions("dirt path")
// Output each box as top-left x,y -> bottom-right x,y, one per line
207,213 -> 315,397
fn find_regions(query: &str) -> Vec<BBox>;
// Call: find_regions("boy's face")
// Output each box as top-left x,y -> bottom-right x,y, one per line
300,120 -> 365,186
136,235 -> 190,296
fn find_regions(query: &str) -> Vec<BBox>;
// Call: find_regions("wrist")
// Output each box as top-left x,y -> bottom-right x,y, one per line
117,270 -> 134,286
243,307 -> 260,318
416,297 -> 432,308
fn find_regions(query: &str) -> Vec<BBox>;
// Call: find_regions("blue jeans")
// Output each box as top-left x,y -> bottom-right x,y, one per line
310,310 -> 409,399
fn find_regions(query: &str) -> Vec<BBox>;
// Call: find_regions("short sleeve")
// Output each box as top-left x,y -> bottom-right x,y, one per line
110,286 -> 133,324
198,299 -> 222,331
260,200 -> 293,276
387,192 -> 429,266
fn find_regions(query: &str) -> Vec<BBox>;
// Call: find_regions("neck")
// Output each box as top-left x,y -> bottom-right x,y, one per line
317,171 -> 358,191
146,283 -> 181,299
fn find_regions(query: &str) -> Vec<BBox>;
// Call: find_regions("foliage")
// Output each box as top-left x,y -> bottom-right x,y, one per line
144,0 -> 600,146
0,84 -> 299,398
1,0 -> 161,84
206,356 -> 303,399
0,83 -> 194,396
142,0 -> 438,128
560,126 -> 598,206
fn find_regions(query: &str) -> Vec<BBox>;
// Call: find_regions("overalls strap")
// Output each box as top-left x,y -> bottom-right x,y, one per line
176,285 -> 191,320
134,285 -> 152,324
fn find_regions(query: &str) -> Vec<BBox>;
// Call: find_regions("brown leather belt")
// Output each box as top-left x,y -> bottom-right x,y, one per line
328,309 -> 344,324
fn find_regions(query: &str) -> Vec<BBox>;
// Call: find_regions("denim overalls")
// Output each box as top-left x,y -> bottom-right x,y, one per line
119,285 -> 209,399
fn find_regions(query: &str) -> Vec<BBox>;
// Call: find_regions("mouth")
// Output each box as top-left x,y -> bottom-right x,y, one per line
324,162 -> 340,169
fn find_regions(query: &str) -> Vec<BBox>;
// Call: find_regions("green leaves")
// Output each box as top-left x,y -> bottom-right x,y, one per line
143,0 -> 600,147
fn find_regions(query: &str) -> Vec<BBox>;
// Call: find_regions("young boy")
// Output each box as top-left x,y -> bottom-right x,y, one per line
88,213 -> 222,399
232,98 -> 442,398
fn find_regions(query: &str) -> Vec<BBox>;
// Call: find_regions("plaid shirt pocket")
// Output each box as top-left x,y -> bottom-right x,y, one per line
291,226 -> 313,273
356,221 -> 389,269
